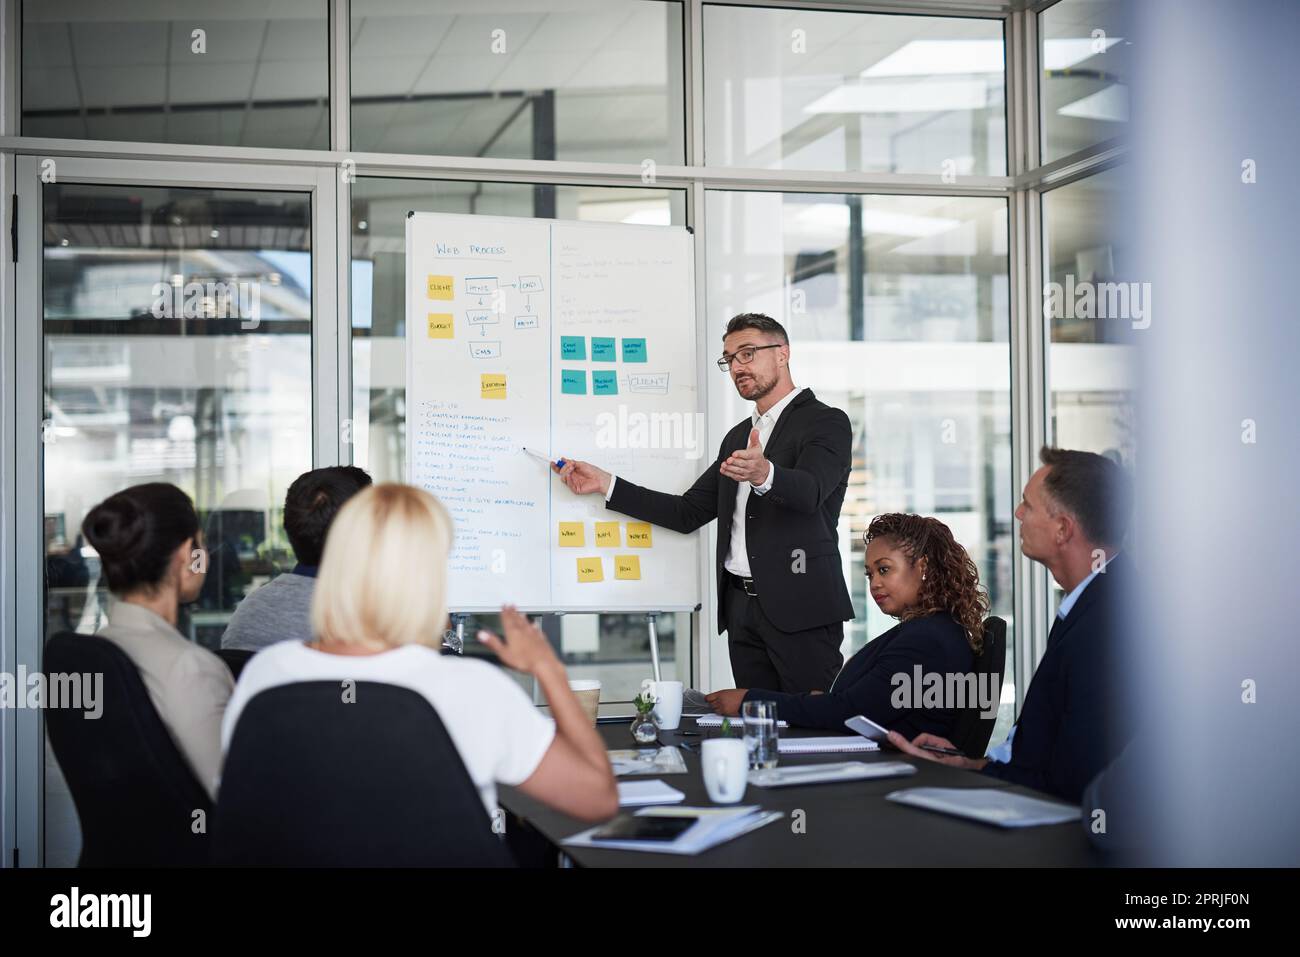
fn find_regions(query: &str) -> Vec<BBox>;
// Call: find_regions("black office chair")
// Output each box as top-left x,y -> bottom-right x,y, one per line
215,647 -> 254,680
213,681 -> 516,867
44,632 -> 213,867
948,616 -> 1007,759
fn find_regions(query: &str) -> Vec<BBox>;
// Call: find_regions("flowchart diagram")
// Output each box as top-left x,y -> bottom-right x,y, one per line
425,271 -> 545,365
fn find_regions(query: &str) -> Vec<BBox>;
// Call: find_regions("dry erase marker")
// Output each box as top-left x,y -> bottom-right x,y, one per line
522,446 -> 567,470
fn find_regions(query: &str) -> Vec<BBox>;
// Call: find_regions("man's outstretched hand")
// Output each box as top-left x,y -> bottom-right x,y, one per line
555,459 -> 612,496
720,428 -> 770,485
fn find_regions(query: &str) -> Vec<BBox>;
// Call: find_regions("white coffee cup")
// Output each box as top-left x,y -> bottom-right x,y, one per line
701,738 -> 749,804
642,679 -> 683,730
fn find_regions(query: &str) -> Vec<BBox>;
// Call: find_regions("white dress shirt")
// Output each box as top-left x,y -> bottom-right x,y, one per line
604,386 -> 804,579
722,386 -> 802,577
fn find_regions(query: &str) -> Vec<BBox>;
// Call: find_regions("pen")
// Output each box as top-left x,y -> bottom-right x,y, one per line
921,744 -> 965,757
522,446 -> 567,470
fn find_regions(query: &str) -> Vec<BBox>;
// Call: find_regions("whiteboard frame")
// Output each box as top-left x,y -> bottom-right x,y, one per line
405,210 -> 703,616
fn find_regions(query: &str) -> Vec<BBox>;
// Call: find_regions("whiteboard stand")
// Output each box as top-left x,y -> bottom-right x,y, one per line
646,612 -> 662,682
444,614 -> 468,655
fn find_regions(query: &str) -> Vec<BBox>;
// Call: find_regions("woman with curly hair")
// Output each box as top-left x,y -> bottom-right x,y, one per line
706,513 -> 990,740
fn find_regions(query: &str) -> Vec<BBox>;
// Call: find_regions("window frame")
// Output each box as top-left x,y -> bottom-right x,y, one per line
0,0 -> 1128,866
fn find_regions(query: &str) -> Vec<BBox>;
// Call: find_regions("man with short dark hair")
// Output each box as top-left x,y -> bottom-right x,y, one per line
557,313 -> 854,693
888,446 -> 1134,803
221,466 -> 372,652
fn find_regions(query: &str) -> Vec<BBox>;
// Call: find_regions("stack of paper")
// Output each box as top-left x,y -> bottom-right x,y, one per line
564,806 -> 782,855
749,760 -> 915,788
885,787 -> 1081,828
617,780 -> 686,806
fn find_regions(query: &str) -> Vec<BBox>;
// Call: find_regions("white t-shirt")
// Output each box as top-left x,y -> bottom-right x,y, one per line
220,642 -> 556,817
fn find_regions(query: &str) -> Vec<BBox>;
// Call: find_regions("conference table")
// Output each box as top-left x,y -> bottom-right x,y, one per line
498,720 -> 1099,867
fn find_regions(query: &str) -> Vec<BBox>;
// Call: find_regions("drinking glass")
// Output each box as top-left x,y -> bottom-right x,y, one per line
742,700 -> 779,770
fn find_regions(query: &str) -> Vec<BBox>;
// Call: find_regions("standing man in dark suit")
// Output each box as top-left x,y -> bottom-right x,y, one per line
888,447 -> 1134,804
556,313 -> 854,693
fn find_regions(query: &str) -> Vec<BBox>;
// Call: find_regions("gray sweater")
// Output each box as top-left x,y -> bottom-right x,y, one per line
220,572 -> 316,652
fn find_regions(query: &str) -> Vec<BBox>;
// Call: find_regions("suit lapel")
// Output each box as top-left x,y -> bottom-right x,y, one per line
1048,553 -> 1121,649
762,387 -> 815,454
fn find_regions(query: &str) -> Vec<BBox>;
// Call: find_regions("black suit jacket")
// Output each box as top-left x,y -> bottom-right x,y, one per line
606,388 -> 854,634
744,613 -> 976,738
982,553 -> 1133,803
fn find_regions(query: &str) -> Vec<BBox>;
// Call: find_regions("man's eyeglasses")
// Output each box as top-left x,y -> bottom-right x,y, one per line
716,344 -> 782,371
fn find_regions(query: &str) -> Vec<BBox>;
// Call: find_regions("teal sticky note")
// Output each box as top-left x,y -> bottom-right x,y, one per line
592,371 -> 618,395
592,337 -> 616,362
560,336 -> 586,361
621,338 -> 647,363
561,369 -> 587,395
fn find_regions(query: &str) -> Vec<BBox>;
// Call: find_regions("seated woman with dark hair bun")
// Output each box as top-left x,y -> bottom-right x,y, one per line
706,513 -> 989,741
83,483 -> 233,797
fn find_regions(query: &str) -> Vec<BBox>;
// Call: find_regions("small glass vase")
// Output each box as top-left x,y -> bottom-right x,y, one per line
630,711 -> 658,744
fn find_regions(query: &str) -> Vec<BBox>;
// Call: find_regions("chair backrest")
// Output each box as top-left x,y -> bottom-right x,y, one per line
948,617 -> 1007,758
215,648 -> 255,680
213,681 -> 515,867
43,632 -> 213,867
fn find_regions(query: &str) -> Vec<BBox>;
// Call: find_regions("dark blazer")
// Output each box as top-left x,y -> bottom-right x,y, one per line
606,388 -> 854,633
982,553 -> 1133,803
743,613 -> 976,738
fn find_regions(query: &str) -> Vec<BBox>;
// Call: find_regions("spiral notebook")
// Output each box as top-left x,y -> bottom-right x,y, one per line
694,714 -> 790,729
777,736 -> 879,754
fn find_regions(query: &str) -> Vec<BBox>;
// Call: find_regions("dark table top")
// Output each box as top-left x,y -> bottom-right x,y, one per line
498,720 -> 1100,867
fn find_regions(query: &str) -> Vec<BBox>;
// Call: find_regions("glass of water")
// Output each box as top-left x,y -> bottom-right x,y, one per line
742,700 -> 779,770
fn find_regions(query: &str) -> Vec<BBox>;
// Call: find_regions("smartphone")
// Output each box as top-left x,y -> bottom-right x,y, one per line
844,714 -> 892,742
590,814 -> 696,843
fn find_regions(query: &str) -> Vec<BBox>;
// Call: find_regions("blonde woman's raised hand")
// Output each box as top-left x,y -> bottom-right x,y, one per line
478,605 -> 559,676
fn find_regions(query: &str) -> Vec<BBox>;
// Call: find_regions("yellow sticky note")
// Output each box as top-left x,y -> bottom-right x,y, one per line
480,373 -> 507,400
558,522 -> 585,547
614,555 -> 641,581
426,313 -> 454,338
626,522 -> 653,548
577,557 -> 604,582
426,275 -> 454,300
595,521 -> 620,547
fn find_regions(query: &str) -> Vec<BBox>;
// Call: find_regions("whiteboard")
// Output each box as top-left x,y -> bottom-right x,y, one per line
405,212 -> 702,613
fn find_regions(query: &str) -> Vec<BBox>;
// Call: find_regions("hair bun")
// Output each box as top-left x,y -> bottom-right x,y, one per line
83,496 -> 148,561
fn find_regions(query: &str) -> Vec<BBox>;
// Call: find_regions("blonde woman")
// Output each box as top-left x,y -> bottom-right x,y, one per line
221,483 -> 617,823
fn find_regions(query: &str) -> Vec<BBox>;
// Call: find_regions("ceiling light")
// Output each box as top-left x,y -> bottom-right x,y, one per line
860,38 -> 1122,79
1057,84 -> 1129,123
805,79 -> 990,115
863,39 -> 1004,77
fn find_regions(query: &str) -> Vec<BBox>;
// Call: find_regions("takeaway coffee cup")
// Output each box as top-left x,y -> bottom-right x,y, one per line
569,679 -> 601,725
